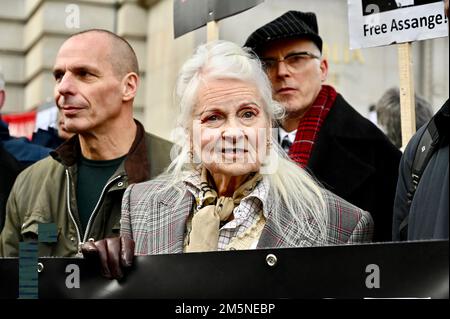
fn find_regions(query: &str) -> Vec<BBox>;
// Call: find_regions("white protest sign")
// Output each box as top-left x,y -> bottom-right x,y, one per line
348,0 -> 448,49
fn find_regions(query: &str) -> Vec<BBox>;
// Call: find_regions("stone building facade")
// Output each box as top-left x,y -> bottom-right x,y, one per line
1,0 -> 448,140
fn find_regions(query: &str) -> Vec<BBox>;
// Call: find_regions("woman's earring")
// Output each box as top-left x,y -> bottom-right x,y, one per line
265,139 -> 272,156
188,146 -> 193,163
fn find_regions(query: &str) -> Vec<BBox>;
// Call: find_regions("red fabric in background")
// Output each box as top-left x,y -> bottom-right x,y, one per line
2,110 -> 37,140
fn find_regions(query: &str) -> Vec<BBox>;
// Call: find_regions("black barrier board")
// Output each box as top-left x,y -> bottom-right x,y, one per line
0,240 -> 448,299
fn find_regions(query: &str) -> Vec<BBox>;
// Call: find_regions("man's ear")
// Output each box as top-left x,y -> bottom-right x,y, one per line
319,58 -> 329,83
0,90 -> 5,109
122,73 -> 139,102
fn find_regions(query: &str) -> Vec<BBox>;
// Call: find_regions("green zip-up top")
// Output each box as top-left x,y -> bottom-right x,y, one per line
0,120 -> 172,257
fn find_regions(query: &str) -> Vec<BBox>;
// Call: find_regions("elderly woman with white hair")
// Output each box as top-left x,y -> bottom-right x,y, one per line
82,40 -> 373,279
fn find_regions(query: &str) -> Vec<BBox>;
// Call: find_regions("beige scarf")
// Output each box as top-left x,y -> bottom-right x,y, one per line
185,168 -> 262,252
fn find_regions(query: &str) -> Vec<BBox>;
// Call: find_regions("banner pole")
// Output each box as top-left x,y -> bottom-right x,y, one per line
397,42 -> 416,148
207,20 -> 219,42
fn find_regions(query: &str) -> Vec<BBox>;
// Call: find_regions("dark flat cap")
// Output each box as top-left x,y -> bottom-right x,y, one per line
244,11 -> 323,55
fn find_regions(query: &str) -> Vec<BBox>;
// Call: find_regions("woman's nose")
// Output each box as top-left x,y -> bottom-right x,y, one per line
221,126 -> 247,151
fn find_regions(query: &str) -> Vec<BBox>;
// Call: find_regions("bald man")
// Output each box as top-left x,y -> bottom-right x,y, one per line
0,30 -> 172,257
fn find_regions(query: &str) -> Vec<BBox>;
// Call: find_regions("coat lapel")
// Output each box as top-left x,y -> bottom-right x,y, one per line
309,132 -> 375,199
149,186 -> 194,254
307,95 -> 376,199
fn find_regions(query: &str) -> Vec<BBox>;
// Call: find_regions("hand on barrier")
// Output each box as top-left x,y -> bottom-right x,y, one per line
81,236 -> 135,279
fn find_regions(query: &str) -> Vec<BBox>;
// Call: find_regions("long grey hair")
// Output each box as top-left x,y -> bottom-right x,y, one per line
158,40 -> 328,246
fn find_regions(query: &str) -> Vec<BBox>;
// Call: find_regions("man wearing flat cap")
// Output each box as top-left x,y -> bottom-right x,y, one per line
245,11 -> 401,242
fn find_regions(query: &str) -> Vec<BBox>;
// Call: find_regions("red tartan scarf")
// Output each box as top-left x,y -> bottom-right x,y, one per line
288,85 -> 337,167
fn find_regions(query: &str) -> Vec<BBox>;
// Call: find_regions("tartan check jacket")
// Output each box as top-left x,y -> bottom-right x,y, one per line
121,179 -> 374,255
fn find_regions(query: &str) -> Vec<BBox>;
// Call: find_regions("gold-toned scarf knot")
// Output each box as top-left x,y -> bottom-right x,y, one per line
185,167 -> 262,252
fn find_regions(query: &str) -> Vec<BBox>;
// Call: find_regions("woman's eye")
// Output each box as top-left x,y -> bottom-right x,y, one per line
204,114 -> 221,122
241,111 -> 255,119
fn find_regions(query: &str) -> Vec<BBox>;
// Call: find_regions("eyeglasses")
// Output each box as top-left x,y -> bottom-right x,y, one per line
261,51 -> 321,75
